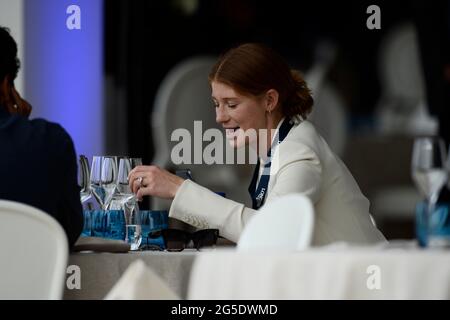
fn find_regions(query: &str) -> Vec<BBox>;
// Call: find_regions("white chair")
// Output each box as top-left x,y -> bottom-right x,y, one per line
237,194 -> 314,251
152,56 -> 218,171
0,200 -> 69,299
305,41 -> 347,157
375,22 -> 438,135
371,23 -> 430,226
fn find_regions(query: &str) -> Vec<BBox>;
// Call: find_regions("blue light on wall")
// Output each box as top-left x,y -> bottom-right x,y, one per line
24,0 -> 104,160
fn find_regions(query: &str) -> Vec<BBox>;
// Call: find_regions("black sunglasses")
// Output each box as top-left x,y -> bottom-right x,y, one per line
149,229 -> 220,252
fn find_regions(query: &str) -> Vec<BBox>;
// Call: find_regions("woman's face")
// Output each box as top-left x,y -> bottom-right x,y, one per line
212,81 -> 267,148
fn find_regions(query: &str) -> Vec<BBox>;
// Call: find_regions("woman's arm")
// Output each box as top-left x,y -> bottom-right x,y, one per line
169,179 -> 257,242
169,152 -> 322,243
128,165 -> 185,200
128,143 -> 322,243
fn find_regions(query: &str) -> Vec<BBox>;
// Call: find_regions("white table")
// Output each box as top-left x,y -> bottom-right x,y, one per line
64,250 -> 197,299
188,244 -> 450,299
63,243 -> 450,300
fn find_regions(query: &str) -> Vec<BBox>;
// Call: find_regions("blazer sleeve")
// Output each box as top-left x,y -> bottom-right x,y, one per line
169,180 -> 257,243
169,142 -> 323,243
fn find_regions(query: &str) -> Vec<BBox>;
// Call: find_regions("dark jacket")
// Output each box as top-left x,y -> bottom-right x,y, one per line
0,106 -> 83,248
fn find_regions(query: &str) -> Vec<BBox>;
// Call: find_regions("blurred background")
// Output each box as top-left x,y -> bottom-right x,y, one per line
1,0 -> 449,240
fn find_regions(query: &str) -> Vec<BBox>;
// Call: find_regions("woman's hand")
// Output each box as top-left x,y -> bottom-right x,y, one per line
128,165 -> 185,201
9,86 -> 32,117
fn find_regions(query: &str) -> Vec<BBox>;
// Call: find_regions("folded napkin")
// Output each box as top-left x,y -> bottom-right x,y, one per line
73,236 -> 130,253
105,260 -> 180,300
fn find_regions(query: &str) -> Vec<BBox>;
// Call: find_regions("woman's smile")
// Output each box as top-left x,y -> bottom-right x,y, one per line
225,126 -> 241,139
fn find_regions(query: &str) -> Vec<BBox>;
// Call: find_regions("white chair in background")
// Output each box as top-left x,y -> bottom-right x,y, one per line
0,200 -> 68,299
371,23 -> 428,226
305,40 -> 347,157
152,56 -> 218,170
237,194 -> 315,251
375,22 -> 438,135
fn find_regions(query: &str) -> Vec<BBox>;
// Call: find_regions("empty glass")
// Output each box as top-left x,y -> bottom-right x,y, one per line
78,155 -> 90,202
90,156 -> 105,208
117,157 -> 133,195
101,156 -> 118,208
131,157 -> 142,168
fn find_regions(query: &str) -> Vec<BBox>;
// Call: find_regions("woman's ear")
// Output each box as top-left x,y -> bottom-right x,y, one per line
10,86 -> 32,117
0,76 -> 32,117
265,89 -> 279,113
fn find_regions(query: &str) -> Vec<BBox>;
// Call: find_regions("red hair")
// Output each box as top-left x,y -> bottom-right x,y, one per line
209,43 -> 313,119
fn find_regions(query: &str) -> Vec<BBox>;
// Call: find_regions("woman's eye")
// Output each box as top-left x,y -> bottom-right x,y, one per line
227,104 -> 237,109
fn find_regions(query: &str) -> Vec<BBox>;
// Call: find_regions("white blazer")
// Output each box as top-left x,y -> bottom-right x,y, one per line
169,120 -> 386,245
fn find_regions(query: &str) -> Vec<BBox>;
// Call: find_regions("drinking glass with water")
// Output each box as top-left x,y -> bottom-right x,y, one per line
108,157 -> 142,250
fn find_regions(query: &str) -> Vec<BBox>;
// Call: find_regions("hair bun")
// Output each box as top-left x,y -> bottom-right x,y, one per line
285,70 -> 314,119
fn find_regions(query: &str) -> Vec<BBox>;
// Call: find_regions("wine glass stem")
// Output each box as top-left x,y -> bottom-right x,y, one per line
427,193 -> 439,237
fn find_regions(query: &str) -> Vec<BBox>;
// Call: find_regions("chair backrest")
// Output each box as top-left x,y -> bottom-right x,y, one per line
305,41 -> 347,156
378,23 -> 425,103
375,22 -> 437,135
237,194 -> 314,251
152,56 -> 218,168
308,83 -> 347,156
151,56 -> 255,209
0,200 -> 68,299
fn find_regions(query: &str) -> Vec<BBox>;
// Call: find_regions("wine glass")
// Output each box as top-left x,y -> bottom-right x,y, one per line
130,157 -> 142,168
78,155 -> 92,204
101,156 -> 118,209
411,137 -> 448,246
90,156 -> 105,208
117,157 -> 133,195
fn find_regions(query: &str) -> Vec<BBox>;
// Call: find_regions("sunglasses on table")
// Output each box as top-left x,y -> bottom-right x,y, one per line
147,228 -> 220,252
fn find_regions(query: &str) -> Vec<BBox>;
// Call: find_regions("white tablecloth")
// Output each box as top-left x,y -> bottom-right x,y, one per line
64,243 -> 450,300
64,250 -> 197,299
188,244 -> 450,299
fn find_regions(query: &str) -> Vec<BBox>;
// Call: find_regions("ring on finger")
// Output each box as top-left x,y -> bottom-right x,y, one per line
137,176 -> 143,188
